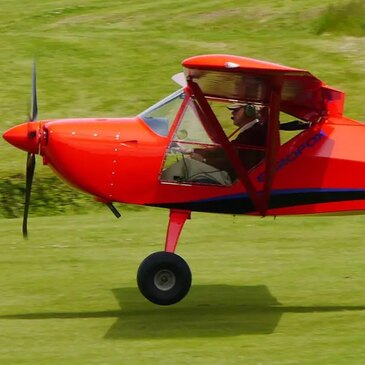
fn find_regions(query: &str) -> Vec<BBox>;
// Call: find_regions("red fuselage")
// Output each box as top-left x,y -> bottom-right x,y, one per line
4,113 -> 365,216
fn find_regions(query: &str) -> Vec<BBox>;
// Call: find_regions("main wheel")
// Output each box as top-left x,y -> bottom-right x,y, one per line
137,251 -> 192,305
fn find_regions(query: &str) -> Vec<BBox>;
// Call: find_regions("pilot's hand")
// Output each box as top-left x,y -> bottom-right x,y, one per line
171,143 -> 191,154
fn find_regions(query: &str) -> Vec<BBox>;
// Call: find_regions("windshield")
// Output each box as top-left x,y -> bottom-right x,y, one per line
139,89 -> 185,136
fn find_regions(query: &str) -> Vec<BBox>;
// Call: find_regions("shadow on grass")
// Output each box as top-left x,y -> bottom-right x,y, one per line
107,285 -> 281,338
1,284 -> 365,339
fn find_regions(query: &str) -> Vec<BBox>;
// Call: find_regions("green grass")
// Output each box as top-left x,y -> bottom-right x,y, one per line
0,174 -> 98,218
315,0 -> 365,37
1,209 -> 365,364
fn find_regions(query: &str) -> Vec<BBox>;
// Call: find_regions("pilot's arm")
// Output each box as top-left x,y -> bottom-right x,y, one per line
190,147 -> 228,170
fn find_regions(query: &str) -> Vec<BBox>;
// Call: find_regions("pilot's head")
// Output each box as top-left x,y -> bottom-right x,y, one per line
228,103 -> 257,127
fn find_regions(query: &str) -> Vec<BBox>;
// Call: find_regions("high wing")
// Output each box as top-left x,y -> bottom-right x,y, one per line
181,54 -> 345,215
182,54 -> 344,122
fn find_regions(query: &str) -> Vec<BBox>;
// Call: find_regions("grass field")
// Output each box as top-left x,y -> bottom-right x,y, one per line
1,209 -> 365,364
1,0 -> 365,363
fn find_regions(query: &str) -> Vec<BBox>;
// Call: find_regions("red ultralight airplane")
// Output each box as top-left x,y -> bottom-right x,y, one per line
3,54 -> 365,305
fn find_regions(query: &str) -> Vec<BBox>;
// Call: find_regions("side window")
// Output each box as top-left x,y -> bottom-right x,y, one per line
159,98 -> 276,186
279,111 -> 311,145
160,99 -> 232,186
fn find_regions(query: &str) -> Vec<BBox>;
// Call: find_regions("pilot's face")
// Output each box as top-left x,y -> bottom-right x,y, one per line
231,106 -> 254,127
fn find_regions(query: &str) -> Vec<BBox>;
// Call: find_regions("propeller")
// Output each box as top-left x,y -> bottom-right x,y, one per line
23,62 -> 38,239
23,153 -> 36,238
29,62 -> 38,121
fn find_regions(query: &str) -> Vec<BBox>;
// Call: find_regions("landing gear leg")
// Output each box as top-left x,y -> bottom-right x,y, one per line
137,210 -> 192,305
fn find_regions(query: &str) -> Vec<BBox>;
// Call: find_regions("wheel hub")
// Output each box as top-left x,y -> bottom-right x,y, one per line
154,269 -> 176,291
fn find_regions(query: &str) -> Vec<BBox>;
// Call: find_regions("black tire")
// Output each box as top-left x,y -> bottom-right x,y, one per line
137,251 -> 192,305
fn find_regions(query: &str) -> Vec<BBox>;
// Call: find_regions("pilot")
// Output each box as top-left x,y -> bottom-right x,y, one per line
191,103 -> 267,175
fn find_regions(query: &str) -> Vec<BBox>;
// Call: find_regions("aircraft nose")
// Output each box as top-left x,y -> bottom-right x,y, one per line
3,121 -> 41,154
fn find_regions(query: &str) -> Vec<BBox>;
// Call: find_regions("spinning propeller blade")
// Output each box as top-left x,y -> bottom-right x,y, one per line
30,61 -> 38,122
23,153 -> 36,238
23,62 -> 39,238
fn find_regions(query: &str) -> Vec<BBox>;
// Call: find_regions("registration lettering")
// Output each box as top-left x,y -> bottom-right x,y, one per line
257,132 -> 325,183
